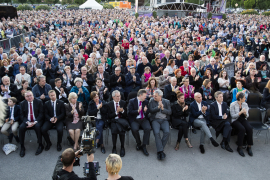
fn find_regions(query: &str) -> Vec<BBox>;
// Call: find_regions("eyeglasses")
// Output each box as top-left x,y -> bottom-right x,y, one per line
45,60 -> 49,61
59,62 -> 64,63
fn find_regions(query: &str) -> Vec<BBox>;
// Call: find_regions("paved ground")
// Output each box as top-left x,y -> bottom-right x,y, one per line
0,126 -> 270,180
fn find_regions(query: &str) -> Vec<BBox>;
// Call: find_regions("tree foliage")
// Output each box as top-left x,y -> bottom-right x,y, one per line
103,3 -> 114,9
244,0 -> 255,9
18,0 -> 27,4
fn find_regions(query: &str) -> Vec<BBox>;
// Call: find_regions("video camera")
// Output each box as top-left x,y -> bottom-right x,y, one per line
80,116 -> 100,176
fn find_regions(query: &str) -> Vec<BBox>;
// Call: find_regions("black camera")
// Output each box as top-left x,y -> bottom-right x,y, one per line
80,116 -> 99,155
84,161 -> 100,177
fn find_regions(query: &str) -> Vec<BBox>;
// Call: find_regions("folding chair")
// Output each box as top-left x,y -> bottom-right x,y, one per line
247,108 -> 269,144
246,93 -> 261,108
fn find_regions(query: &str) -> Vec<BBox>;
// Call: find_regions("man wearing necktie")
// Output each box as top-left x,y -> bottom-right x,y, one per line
19,91 -> 44,157
1,97 -> 20,143
128,89 -> 151,156
164,77 -> 178,103
106,90 -> 129,157
41,90 -> 65,152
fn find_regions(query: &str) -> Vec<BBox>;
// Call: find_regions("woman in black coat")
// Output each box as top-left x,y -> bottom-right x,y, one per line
91,78 -> 109,102
0,59 -> 13,79
87,91 -> 107,154
171,92 -> 192,151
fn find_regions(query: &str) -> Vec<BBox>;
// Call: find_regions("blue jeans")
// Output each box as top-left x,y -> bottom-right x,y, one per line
96,119 -> 105,145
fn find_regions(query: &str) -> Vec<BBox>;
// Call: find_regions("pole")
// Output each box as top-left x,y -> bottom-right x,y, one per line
135,0 -> 138,13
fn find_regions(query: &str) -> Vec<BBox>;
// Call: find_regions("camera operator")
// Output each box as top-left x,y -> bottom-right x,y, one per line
53,148 -> 97,180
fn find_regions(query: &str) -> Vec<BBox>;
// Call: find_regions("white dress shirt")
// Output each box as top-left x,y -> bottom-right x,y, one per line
196,101 -> 204,119
10,106 -> 14,120
217,102 -> 223,117
51,100 -> 56,117
27,101 -> 36,122
55,87 -> 67,99
98,73 -> 105,86
114,101 -> 124,119
136,99 -> 145,119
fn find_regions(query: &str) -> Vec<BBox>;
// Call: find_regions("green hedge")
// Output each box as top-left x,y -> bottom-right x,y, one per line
152,11 -> 157,18
262,11 -> 270,16
207,12 -> 212,19
36,5 -> 51,11
241,9 -> 259,15
222,14 -> 226,20
17,4 -> 33,11
103,4 -> 114,9
66,4 -> 79,9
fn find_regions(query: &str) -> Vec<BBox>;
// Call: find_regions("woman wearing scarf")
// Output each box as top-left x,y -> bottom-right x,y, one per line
70,78 -> 90,112
179,77 -> 195,105
90,78 -> 109,102
141,66 -> 153,89
145,77 -> 159,99
171,92 -> 193,151
65,92 -> 84,150
200,79 -> 215,104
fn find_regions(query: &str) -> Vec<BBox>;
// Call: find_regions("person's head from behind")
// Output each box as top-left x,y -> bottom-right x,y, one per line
106,154 -> 122,176
61,148 -> 75,167
236,92 -> 245,102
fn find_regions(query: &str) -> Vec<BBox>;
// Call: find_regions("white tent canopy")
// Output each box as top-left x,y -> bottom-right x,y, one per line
79,0 -> 103,10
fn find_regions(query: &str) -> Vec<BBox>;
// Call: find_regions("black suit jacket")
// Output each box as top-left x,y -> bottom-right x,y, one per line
54,86 -> 69,103
94,71 -> 110,87
163,84 -> 178,103
44,99 -> 66,122
20,99 -> 44,123
76,73 -> 95,87
209,101 -> 229,131
5,105 -> 20,122
70,64 -> 82,73
0,83 -> 18,98
128,97 -> 149,123
107,100 -> 127,120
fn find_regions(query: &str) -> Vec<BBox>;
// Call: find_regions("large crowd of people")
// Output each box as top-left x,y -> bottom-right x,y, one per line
0,9 -> 270,160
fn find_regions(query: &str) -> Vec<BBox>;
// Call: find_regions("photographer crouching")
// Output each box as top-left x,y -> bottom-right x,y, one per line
52,148 -> 97,180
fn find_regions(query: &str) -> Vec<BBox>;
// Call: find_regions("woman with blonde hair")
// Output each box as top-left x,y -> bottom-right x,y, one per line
105,154 -> 134,180
86,58 -> 97,74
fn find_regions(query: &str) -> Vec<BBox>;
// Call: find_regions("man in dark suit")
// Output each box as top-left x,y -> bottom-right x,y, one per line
41,90 -> 65,151
76,66 -> 95,93
70,57 -> 83,76
94,64 -> 110,87
54,78 -> 69,103
189,92 -> 219,154
106,90 -> 129,157
128,89 -> 151,156
148,90 -> 171,160
0,76 -> 18,103
210,91 -> 233,152
19,90 -> 44,157
110,67 -> 125,93
163,77 -> 178,103
48,51 -> 59,67
161,50 -> 172,68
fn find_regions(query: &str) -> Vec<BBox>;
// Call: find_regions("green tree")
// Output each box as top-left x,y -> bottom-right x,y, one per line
74,0 -> 84,5
257,0 -> 270,10
28,0 -> 36,5
96,0 -> 101,3
244,0 -> 255,9
18,0 -> 27,4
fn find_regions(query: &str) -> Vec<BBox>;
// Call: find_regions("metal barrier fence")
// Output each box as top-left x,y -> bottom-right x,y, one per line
0,27 -> 48,53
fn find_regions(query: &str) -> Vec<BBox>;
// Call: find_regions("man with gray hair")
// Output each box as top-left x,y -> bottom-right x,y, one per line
110,66 -> 125,93
106,90 -> 129,157
27,57 -> 41,76
148,89 -> 171,160
32,75 -> 52,103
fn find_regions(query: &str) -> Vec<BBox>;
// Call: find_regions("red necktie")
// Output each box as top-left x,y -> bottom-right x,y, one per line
30,102 -> 34,122
116,103 -> 121,118
139,101 -> 144,119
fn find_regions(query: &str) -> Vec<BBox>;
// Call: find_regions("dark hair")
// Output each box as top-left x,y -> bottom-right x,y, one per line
95,77 -> 102,83
90,91 -> 98,100
55,78 -> 61,83
168,59 -> 175,66
137,89 -> 147,97
219,70 -> 228,79
147,77 -> 158,88
236,92 -> 245,101
61,148 -> 75,167
259,64 -> 267,70
176,91 -> 184,99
